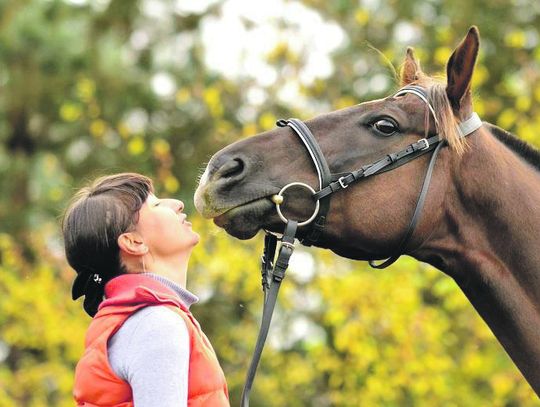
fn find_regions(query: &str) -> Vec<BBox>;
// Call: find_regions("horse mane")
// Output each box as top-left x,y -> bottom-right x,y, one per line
421,82 -> 540,169
483,122 -> 540,172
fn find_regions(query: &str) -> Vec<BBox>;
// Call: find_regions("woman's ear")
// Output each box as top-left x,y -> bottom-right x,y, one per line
446,26 -> 480,112
117,232 -> 148,256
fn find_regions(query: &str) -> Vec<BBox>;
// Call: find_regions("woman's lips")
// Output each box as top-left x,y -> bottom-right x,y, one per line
180,215 -> 192,226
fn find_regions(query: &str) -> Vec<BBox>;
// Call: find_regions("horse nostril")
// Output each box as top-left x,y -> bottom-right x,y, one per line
216,157 -> 245,180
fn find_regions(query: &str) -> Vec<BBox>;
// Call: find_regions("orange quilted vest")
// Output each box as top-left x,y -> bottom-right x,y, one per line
73,274 -> 229,406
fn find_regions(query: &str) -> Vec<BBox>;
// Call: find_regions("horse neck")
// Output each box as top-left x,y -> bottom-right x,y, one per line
417,126 -> 540,393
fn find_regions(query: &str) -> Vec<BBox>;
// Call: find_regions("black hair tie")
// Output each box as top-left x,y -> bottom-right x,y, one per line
92,273 -> 103,284
83,273 -> 106,317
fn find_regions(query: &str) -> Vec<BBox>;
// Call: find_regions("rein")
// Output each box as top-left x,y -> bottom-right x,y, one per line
240,85 -> 482,406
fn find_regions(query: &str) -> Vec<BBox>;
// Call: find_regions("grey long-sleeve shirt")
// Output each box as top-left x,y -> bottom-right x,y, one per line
107,273 -> 199,406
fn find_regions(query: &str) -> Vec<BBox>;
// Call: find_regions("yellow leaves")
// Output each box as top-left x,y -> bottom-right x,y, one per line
176,87 -> 191,105
88,102 -> 101,119
497,109 -> 517,129
61,78 -> 101,124
163,174 -> 179,193
216,120 -> 234,141
48,186 -> 63,202
472,64 -> 489,88
333,96 -> 357,110
117,121 -> 130,139
203,86 -> 224,118
435,27 -> 452,44
324,307 -> 347,326
242,122 -> 258,138
0,234 -> 13,252
59,102 -> 82,122
0,233 -> 88,404
354,9 -> 369,25
152,138 -> 170,157
127,136 -> 145,156
534,86 -> 540,103
505,30 -> 526,48
89,119 -> 107,138
515,95 -> 531,112
491,372 -> 515,399
76,78 -> 96,102
266,42 -> 298,65
434,46 -> 452,67
516,122 -> 537,144
279,353 -> 315,386
258,112 -> 276,131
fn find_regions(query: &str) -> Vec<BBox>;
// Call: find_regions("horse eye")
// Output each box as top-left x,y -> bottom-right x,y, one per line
373,119 -> 398,136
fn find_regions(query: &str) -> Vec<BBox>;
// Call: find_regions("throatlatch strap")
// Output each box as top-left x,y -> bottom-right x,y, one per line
369,140 -> 446,269
241,221 -> 298,407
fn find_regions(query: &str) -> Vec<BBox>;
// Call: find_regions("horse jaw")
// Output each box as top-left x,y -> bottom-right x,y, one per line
213,198 -> 275,240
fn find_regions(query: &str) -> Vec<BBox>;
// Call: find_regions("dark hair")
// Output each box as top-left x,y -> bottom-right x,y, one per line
62,173 -> 153,316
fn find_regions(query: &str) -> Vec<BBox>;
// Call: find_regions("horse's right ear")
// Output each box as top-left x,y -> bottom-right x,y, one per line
400,47 -> 423,86
446,26 -> 480,111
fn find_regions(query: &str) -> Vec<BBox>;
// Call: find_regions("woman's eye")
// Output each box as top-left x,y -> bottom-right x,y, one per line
373,119 -> 398,136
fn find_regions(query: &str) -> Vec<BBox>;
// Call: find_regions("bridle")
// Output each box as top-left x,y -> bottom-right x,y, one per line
240,85 -> 482,406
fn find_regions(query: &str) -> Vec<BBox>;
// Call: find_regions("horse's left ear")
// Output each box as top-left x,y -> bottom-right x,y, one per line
446,26 -> 480,111
400,47 -> 423,86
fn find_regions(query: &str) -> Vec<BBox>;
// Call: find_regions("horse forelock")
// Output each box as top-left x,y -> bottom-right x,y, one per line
427,82 -> 468,155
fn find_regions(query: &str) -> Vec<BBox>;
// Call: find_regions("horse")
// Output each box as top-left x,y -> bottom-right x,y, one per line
194,26 -> 540,396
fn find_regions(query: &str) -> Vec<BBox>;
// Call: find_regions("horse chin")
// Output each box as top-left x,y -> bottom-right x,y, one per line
213,198 -> 274,240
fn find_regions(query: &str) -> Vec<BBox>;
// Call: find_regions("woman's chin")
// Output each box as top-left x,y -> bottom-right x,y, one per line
190,231 -> 201,246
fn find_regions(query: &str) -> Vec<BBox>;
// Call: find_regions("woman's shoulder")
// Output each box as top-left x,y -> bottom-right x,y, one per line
113,305 -> 189,344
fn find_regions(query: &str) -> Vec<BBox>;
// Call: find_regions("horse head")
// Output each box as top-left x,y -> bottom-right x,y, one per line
195,27 -> 480,263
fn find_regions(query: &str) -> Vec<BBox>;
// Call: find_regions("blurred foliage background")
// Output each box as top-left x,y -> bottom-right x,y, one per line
0,0 -> 539,405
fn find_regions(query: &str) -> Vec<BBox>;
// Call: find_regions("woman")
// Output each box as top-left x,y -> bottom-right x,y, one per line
62,172 -> 229,406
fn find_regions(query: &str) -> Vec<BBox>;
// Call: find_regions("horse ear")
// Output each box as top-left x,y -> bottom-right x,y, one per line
446,26 -> 480,111
400,47 -> 422,86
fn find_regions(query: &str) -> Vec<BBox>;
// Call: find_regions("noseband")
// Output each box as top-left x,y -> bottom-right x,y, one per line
240,85 -> 482,406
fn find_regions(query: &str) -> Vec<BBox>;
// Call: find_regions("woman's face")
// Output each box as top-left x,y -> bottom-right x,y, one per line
135,193 -> 200,258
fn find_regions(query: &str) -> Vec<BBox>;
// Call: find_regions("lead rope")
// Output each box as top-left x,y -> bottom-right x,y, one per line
241,220 -> 298,407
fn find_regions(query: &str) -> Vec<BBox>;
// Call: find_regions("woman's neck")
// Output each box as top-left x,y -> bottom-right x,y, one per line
144,254 -> 189,287
142,272 -> 199,308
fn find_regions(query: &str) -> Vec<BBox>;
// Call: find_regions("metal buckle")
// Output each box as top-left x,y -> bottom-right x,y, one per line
338,176 -> 349,189
280,241 -> 295,251
417,138 -> 429,151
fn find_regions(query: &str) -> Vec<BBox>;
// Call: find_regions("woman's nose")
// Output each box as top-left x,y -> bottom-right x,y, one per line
173,199 -> 184,213
163,199 -> 184,212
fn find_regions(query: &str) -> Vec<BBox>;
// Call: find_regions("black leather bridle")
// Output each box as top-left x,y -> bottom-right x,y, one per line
240,85 -> 482,406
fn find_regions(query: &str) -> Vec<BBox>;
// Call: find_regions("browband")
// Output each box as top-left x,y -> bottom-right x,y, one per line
396,85 -> 482,137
